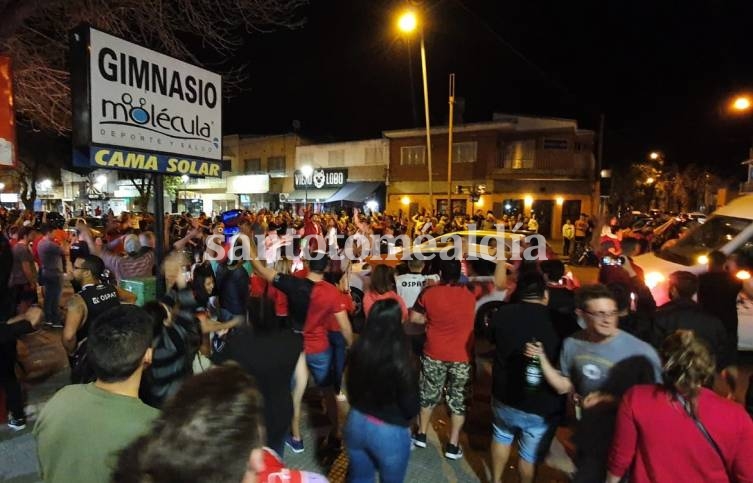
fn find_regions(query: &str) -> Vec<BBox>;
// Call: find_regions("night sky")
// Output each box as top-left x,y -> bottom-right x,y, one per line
226,0 -> 753,179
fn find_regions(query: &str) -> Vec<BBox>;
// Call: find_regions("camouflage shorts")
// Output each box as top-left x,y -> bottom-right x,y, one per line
419,355 -> 472,415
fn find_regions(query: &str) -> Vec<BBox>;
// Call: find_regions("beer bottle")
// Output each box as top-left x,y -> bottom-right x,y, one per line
525,338 -> 543,391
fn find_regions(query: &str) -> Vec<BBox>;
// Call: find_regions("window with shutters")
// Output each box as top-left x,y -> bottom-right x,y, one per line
452,142 -> 477,163
364,147 -> 385,165
400,146 -> 426,166
267,156 -> 286,175
244,158 -> 261,173
328,150 -> 345,167
501,140 -> 535,169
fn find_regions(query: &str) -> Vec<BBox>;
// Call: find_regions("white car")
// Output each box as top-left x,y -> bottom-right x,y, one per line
635,195 -> 753,349
347,230 -> 557,329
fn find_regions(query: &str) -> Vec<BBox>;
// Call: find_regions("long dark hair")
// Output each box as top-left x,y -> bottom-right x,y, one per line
346,299 -> 417,408
369,264 -> 396,294
191,262 -> 215,307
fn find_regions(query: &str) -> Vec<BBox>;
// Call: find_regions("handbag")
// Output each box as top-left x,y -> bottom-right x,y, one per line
676,393 -> 732,482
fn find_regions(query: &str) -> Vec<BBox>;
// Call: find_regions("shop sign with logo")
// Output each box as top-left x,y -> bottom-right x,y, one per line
70,25 -> 223,177
294,168 -> 347,190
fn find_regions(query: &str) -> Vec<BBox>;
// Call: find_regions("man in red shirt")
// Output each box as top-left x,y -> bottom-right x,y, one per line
410,259 -> 476,460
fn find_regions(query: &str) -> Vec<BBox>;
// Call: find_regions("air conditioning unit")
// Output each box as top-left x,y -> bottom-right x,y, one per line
279,193 -> 289,201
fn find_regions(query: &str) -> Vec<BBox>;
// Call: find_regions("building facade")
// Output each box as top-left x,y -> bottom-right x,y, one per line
293,138 -> 388,210
384,114 -> 597,240
222,133 -> 307,210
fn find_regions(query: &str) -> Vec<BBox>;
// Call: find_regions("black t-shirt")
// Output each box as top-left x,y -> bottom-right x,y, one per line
698,271 -> 742,337
489,302 -> 563,417
273,273 -> 314,332
215,263 -> 249,316
212,327 -> 301,447
547,286 -> 579,340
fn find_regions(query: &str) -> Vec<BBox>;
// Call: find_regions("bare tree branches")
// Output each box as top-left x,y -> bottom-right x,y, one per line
0,0 -> 307,134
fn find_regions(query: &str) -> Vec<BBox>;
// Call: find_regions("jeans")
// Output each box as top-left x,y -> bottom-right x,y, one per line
41,272 -> 62,325
306,349 -> 334,387
328,332 -> 346,393
344,409 -> 411,483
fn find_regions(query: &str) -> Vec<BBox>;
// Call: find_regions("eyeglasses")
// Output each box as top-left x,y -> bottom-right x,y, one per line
582,310 -> 620,319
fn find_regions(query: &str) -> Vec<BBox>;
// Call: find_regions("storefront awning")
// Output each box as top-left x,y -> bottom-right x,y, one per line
286,188 -> 339,202
326,182 -> 382,203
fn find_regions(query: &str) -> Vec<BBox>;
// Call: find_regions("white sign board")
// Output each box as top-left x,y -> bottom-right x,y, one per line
226,174 -> 270,194
89,28 -> 222,160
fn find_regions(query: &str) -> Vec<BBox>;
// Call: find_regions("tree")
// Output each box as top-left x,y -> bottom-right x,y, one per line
125,174 -> 153,212
12,127 -> 67,209
0,0 -> 307,134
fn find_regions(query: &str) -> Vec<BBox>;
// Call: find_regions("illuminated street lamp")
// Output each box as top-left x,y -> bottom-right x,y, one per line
733,95 -> 752,112
397,9 -> 434,211
40,179 -> 52,190
301,165 -> 313,208
649,152 -> 660,160
397,10 -> 417,32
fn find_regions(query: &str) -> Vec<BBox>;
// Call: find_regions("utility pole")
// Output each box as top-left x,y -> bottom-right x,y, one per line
447,73 -> 455,216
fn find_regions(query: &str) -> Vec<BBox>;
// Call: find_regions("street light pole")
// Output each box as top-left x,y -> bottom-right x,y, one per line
301,165 -> 313,214
398,10 -> 433,213
419,30 -> 433,213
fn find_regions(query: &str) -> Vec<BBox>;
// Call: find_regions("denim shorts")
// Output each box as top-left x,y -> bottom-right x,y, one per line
306,349 -> 333,387
491,400 -> 557,463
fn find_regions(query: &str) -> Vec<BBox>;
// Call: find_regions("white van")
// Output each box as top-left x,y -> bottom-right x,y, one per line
635,195 -> 753,349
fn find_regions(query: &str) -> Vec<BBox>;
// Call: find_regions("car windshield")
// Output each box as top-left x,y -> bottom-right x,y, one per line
657,215 -> 750,266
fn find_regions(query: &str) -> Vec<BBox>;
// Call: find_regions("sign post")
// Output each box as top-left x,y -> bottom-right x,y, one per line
70,25 -> 223,296
0,56 -> 16,168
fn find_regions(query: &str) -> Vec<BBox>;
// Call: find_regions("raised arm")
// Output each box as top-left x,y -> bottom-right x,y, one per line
247,236 -> 276,282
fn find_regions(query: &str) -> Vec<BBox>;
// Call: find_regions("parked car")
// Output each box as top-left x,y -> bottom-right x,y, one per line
349,230 -> 562,333
635,195 -> 753,350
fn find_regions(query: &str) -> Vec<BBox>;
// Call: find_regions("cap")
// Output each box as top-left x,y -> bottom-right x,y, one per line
123,234 -> 141,255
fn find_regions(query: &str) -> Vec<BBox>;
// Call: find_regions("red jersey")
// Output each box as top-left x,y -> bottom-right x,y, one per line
303,281 -> 347,354
328,291 -> 354,332
414,283 -> 476,363
257,448 -> 328,483
251,275 -> 290,317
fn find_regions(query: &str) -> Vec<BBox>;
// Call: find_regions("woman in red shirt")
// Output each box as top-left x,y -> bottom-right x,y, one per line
607,330 -> 753,483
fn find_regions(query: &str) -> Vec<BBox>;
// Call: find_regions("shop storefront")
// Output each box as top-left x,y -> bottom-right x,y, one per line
286,168 -> 348,211
226,174 -> 271,212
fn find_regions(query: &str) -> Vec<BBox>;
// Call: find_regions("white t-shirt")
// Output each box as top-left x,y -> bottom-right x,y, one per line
395,273 -> 440,309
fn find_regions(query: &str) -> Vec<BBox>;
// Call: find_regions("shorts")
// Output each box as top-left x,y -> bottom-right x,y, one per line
419,355 -> 472,415
491,400 -> 557,463
306,349 -> 334,387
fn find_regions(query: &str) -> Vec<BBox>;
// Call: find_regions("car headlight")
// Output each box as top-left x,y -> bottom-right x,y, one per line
645,272 -> 665,289
697,254 -> 709,266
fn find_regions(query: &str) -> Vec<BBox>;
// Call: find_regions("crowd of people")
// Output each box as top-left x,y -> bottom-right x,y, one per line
1,206 -> 753,483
